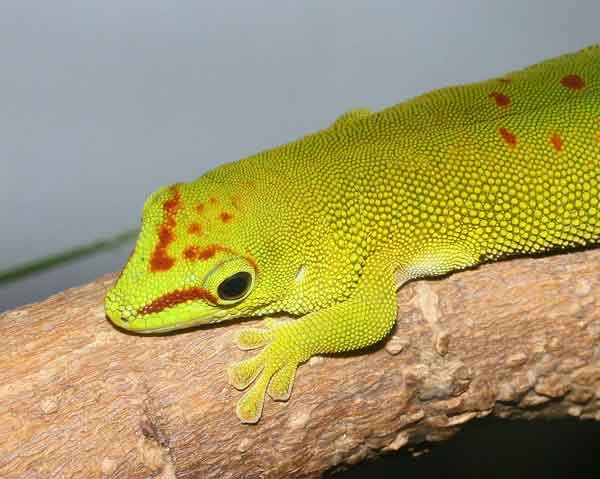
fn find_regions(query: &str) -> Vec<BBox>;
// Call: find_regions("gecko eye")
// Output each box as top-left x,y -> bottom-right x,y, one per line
202,256 -> 256,306
218,272 -> 252,301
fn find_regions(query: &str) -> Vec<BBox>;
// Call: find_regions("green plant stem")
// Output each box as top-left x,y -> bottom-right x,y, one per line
0,229 -> 138,284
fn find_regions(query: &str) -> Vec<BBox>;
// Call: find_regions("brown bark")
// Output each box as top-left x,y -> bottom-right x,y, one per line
1,249 -> 600,479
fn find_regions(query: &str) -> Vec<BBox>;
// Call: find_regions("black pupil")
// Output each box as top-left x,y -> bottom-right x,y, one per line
218,272 -> 251,300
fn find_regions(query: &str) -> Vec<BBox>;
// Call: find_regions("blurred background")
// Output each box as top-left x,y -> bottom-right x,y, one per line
1,1 -> 598,477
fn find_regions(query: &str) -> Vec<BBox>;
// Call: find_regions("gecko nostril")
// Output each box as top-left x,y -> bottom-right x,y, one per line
104,298 -> 130,326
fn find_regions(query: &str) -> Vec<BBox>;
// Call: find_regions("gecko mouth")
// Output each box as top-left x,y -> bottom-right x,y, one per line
136,287 -> 219,317
106,288 -> 230,332
129,312 -> 231,333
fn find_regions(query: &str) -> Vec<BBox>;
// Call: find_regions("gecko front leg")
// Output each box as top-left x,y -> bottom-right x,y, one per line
228,251 -> 401,423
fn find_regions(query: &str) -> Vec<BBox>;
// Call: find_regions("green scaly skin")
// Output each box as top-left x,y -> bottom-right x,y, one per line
105,46 -> 600,423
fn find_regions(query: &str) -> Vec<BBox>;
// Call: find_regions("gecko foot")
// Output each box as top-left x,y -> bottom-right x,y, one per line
228,319 -> 307,423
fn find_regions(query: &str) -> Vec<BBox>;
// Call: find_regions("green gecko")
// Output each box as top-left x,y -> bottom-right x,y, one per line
105,45 -> 600,423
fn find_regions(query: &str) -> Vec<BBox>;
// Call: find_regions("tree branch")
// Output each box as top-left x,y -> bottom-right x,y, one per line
2,249 -> 600,478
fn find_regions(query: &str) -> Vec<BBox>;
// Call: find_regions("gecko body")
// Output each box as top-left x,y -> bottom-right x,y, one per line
106,46 -> 600,422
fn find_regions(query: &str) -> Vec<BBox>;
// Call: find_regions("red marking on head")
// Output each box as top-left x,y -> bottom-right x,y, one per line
245,254 -> 259,273
499,127 -> 518,148
138,287 -> 218,315
158,225 -> 174,244
151,251 -> 175,271
195,203 -> 205,214
187,223 -> 202,235
150,185 -> 181,272
220,211 -> 233,223
183,245 -> 201,260
183,244 -> 234,261
489,91 -> 511,108
163,194 -> 179,215
209,197 -> 218,205
550,132 -> 564,152
561,74 -> 585,91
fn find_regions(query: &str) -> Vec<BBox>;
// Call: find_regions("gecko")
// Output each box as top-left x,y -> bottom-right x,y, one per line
105,45 -> 600,423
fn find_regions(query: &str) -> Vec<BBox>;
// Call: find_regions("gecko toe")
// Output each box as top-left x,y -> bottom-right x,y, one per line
267,363 -> 297,401
227,353 -> 265,390
236,377 -> 268,424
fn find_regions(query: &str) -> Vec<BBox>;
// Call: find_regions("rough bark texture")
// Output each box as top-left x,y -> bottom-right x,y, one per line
1,249 -> 600,479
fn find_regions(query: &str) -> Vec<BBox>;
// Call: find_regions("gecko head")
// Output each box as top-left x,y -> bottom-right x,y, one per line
104,178 -> 281,333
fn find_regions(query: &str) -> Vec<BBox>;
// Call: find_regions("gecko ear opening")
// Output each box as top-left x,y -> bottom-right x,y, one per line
203,257 -> 255,306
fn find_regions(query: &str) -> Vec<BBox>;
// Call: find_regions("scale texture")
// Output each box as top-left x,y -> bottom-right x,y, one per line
105,45 -> 600,423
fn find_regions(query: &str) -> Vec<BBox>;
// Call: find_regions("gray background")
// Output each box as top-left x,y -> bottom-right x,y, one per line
1,0 -> 599,312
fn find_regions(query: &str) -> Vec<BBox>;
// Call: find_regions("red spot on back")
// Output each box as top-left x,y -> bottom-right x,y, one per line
150,185 -> 181,272
220,211 -> 233,223
550,132 -> 564,152
195,203 -> 205,214
489,91 -> 511,108
561,74 -> 585,91
138,287 -> 218,315
209,197 -> 218,205
499,127 -> 518,148
187,223 -> 202,235
183,244 -> 234,261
